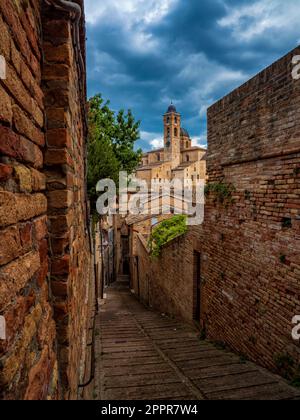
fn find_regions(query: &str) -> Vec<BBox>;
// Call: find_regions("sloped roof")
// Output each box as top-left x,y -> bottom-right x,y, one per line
180,128 -> 190,138
182,146 -> 207,152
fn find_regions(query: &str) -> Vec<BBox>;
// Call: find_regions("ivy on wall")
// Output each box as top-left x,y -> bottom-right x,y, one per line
205,182 -> 236,205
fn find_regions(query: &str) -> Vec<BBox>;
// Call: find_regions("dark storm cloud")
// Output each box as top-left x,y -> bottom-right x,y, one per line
85,0 -> 300,149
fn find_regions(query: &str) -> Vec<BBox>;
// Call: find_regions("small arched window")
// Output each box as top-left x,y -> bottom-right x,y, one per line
166,117 -> 170,124
157,154 -> 161,162
174,128 -> 178,137
186,141 -> 189,148
175,117 -> 177,124
186,155 -> 190,162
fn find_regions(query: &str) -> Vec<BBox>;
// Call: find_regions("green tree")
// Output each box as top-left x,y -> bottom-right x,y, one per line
113,109 -> 142,173
87,95 -> 119,207
87,94 -> 142,207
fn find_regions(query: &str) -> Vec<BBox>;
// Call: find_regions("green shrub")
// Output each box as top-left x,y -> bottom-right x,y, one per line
148,215 -> 188,258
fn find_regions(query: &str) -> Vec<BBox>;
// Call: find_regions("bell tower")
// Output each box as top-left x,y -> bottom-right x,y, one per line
164,103 -> 181,169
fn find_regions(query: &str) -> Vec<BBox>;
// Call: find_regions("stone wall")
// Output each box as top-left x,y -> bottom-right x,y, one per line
133,47 -> 300,377
0,0 -> 93,400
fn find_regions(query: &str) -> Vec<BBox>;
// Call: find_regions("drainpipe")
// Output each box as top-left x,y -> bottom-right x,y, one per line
45,0 -> 84,79
44,0 -> 89,229
44,0 -> 88,147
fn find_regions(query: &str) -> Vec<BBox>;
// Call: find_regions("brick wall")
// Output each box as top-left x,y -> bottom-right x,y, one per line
133,233 -> 197,325
202,46 -> 300,375
0,0 -> 58,400
133,47 -> 300,377
0,0 -> 93,400
42,1 -> 94,399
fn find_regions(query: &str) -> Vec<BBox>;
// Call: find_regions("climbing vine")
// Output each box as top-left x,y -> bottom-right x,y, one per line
148,215 -> 188,258
205,182 -> 236,205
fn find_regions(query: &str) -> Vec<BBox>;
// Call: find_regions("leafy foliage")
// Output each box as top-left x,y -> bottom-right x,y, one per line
148,215 -> 188,258
87,94 -> 142,207
205,182 -> 235,205
113,109 -> 142,174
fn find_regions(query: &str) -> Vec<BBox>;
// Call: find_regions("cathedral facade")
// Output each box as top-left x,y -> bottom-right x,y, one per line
136,104 -> 206,185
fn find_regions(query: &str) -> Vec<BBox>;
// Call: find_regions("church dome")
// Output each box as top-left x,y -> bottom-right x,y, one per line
167,103 -> 177,113
180,127 -> 190,138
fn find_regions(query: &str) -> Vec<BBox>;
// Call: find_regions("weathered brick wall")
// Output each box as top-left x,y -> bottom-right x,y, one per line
0,0 -> 93,400
42,1 -> 93,399
133,233 -> 196,325
202,46 -> 300,375
133,47 -> 300,377
0,0 -> 58,400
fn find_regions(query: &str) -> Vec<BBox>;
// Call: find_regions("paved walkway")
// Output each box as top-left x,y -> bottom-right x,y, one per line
94,278 -> 300,400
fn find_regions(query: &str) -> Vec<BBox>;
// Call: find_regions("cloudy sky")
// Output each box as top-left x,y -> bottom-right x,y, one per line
85,0 -> 300,151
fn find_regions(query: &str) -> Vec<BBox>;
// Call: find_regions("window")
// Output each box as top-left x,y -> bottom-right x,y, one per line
174,128 -> 178,137
186,142 -> 189,148
157,154 -> 161,161
167,117 -> 170,124
167,127 -> 170,135
175,117 -> 177,124
186,155 -> 190,162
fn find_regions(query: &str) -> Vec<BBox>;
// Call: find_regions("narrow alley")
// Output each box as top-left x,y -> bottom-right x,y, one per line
94,278 -> 300,401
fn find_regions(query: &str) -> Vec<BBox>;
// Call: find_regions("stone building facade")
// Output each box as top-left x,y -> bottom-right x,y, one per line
131,47 -> 300,379
0,0 -> 94,400
136,105 -> 207,186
